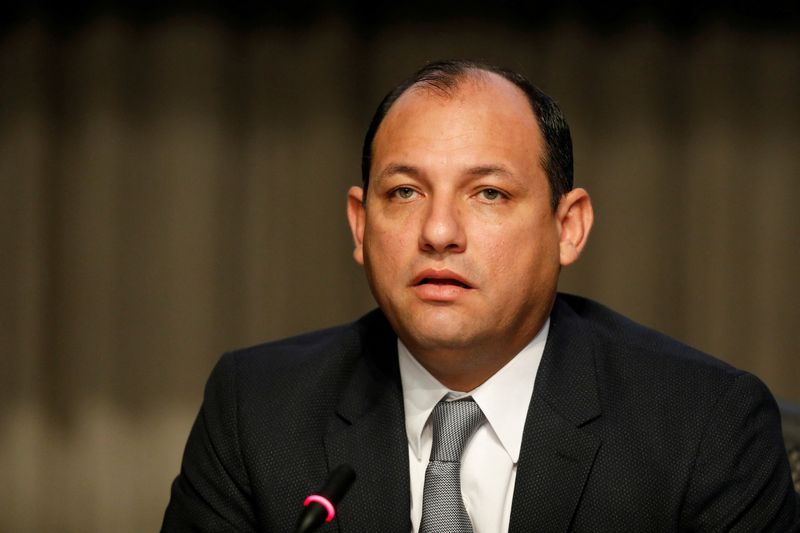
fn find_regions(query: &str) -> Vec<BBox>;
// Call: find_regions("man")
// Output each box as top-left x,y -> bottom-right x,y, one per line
163,60 -> 798,532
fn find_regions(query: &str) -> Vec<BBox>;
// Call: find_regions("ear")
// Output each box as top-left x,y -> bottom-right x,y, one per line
346,186 -> 366,265
556,187 -> 593,267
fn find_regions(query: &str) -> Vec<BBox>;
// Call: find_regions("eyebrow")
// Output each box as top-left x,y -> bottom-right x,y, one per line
465,164 -> 513,178
375,163 -> 514,182
375,163 -> 421,182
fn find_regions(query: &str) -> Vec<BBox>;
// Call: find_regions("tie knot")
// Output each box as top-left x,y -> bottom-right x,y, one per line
429,398 -> 485,462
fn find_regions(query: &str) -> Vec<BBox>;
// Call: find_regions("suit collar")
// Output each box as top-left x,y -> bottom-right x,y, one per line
324,310 -> 411,533
509,295 -> 603,532
536,296 -> 602,427
322,299 -> 604,532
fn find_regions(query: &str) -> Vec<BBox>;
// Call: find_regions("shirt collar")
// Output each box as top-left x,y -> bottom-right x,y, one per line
398,319 -> 549,464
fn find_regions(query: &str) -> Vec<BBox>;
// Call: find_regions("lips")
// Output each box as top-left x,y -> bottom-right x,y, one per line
416,277 -> 471,288
411,269 -> 473,288
411,269 -> 474,302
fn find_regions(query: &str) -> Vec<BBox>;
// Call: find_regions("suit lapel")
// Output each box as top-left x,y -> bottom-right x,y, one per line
509,297 -> 603,532
324,311 -> 411,533
320,299 -> 602,532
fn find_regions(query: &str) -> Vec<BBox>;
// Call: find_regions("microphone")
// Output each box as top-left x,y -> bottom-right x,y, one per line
294,464 -> 356,533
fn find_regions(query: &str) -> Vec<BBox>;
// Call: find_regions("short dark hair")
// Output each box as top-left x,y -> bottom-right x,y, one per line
360,59 -> 574,210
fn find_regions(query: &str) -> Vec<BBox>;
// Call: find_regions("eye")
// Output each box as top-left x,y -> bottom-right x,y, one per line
478,188 -> 504,201
392,187 -> 418,200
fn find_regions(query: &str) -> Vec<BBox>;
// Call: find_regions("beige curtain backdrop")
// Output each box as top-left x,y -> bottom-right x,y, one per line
1,14 -> 798,532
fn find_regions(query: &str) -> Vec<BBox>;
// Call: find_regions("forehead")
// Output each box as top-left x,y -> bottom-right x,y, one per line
371,72 -> 544,169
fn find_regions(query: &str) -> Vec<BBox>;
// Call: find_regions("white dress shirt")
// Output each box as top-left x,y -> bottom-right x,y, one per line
398,319 -> 549,533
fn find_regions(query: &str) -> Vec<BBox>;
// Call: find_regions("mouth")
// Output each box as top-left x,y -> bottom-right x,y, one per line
415,277 -> 471,289
411,269 -> 473,290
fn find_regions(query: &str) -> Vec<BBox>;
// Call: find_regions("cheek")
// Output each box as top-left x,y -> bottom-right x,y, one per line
483,225 -> 560,280
484,237 -> 514,276
363,223 -> 414,280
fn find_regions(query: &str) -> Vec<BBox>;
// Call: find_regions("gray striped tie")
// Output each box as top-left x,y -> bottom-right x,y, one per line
419,398 -> 485,533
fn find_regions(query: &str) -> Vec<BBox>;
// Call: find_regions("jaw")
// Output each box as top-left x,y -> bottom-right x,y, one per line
380,288 -> 555,389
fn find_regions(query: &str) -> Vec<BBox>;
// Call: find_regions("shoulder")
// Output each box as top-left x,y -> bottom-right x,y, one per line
555,292 -> 741,380
552,293 -> 767,432
552,295 -> 797,530
208,308 -> 393,402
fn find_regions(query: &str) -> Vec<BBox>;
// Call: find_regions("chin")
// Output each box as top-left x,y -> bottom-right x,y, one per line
398,317 -> 480,351
380,297 -> 485,347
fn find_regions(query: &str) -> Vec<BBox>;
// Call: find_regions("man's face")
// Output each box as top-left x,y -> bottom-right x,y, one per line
348,73 -> 585,365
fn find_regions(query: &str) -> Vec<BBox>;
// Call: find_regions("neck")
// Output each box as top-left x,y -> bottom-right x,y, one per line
403,335 -> 534,392
394,300 -> 554,391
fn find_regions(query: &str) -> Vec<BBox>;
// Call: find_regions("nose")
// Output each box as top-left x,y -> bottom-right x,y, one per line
419,196 -> 466,255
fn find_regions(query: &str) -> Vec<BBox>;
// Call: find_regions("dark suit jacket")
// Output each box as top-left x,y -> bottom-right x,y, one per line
163,294 -> 799,532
